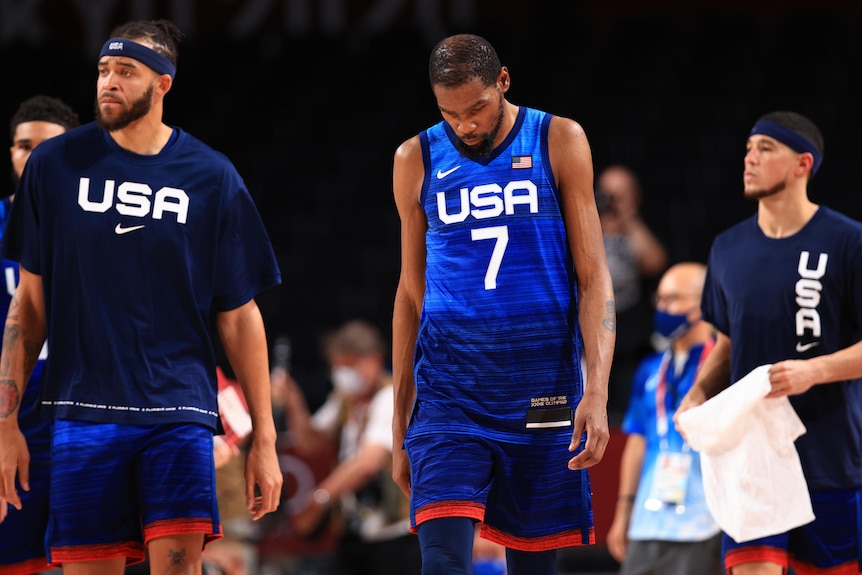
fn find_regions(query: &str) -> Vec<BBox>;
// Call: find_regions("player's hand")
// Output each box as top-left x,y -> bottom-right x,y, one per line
767,360 -> 817,398
568,391 -> 609,470
392,447 -> 411,497
0,422 -> 29,512
244,438 -> 283,521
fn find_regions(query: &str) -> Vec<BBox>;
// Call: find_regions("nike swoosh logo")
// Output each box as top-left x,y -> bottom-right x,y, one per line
114,223 -> 145,235
796,341 -> 820,353
436,166 -> 461,179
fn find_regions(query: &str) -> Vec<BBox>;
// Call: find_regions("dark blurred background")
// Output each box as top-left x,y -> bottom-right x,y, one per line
2,0 -> 860,413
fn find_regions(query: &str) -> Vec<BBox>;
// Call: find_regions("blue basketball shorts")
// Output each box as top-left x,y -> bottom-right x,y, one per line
404,430 -> 593,552
46,420 -> 222,566
723,487 -> 862,574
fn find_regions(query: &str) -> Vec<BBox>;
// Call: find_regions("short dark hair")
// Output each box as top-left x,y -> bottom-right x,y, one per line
429,34 -> 502,89
108,19 -> 183,67
756,110 -> 824,160
10,95 -> 80,140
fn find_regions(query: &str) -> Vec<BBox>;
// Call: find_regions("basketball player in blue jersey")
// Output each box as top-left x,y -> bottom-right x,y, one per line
675,111 -> 862,574
0,20 -> 282,575
0,95 -> 79,575
391,34 -> 616,575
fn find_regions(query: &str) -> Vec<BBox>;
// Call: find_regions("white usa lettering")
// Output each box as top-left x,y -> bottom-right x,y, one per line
78,178 -> 190,224
436,180 -> 538,224
795,251 -> 827,338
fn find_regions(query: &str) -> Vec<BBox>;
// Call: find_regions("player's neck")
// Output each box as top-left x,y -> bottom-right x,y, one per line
757,190 -> 818,239
109,108 -> 172,156
491,101 -> 519,151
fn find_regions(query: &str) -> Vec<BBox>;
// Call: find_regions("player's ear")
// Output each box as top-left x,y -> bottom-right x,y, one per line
797,152 -> 814,178
498,68 -> 510,93
156,73 -> 173,96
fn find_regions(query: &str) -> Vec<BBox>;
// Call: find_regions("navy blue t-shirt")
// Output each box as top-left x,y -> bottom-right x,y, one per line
9,122 -> 281,430
703,207 -> 862,490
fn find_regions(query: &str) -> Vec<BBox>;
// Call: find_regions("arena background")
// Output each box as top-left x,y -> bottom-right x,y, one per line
1,0 -> 860,414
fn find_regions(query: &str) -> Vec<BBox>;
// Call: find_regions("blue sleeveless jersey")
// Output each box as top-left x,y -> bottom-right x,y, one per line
8,122 -> 281,430
410,107 -> 584,444
703,207 -> 862,490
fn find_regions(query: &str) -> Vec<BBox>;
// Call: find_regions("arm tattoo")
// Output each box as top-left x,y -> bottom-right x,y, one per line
0,379 -> 20,419
23,342 -> 42,377
0,324 -> 21,376
602,300 -> 616,332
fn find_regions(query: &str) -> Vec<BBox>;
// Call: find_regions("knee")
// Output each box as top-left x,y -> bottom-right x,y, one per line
421,542 -> 471,575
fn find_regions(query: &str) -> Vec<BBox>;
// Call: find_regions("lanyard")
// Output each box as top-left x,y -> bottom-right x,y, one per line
655,338 -> 715,445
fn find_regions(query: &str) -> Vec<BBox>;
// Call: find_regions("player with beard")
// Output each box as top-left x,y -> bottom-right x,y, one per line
0,19 -> 283,575
391,33 -> 615,575
675,111 -> 862,574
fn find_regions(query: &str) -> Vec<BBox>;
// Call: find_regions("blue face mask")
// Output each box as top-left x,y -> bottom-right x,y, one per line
654,309 -> 692,340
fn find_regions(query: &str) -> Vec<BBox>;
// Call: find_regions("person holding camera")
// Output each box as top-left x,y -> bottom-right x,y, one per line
596,165 -> 668,415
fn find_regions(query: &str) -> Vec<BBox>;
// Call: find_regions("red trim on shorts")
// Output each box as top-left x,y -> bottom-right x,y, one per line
725,546 -> 788,572
411,501 -> 486,533
410,500 -> 595,551
144,518 -> 223,548
49,542 -> 146,566
480,523 -> 595,552
0,557 -> 55,575
789,559 -> 861,575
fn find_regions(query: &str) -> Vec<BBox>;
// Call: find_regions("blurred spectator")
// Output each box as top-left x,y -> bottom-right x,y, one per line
606,262 -> 722,575
596,164 -> 669,416
272,320 -> 421,575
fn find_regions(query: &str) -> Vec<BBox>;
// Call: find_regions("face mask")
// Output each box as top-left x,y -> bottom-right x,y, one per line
331,366 -> 366,397
654,309 -> 692,340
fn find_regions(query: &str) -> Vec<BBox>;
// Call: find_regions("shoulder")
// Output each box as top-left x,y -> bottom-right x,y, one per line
29,122 -> 99,164
393,134 -> 426,203
817,206 -> 862,232
712,215 -> 757,249
394,133 -> 423,165
176,129 -> 233,165
547,114 -> 588,147
546,113 -> 591,171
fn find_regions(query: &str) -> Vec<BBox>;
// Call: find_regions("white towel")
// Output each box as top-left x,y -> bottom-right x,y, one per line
677,364 -> 814,542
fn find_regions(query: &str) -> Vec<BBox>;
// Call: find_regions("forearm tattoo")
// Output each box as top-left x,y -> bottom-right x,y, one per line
0,295 -> 41,418
23,342 -> 42,377
603,300 -> 616,332
0,321 -> 22,419
0,324 -> 20,376
0,379 -> 20,419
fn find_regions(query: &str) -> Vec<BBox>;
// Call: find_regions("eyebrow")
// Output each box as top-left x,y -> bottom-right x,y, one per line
438,96 -> 489,115
98,57 -> 139,69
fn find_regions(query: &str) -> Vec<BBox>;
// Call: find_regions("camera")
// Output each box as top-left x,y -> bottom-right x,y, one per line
595,188 -> 614,214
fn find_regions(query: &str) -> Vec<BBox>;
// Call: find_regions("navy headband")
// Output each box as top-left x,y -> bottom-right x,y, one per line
99,38 -> 176,79
749,119 -> 822,175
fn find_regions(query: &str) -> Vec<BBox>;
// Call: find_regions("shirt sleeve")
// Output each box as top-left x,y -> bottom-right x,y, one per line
360,385 -> 394,450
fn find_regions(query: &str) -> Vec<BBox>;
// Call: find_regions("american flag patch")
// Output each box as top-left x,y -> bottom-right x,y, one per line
511,155 -> 532,169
